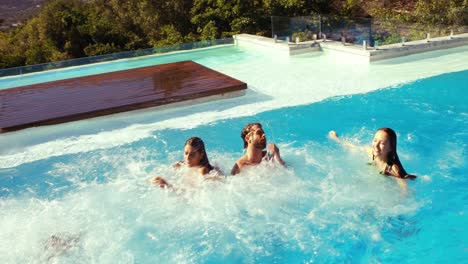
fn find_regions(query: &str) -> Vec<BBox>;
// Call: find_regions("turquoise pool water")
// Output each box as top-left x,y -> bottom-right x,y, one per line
0,61 -> 466,262
0,45 -> 251,90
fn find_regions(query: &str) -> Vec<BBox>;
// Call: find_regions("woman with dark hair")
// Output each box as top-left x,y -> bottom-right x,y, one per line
153,137 -> 220,188
329,128 -> 416,192
368,128 -> 416,180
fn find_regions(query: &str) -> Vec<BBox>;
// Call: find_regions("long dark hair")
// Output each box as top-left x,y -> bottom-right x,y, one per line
185,137 -> 213,171
373,128 -> 416,179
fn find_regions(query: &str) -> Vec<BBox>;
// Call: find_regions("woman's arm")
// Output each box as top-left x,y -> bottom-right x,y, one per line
152,176 -> 172,189
329,131 -> 372,156
389,164 -> 410,197
329,131 -> 358,148
394,177 -> 408,198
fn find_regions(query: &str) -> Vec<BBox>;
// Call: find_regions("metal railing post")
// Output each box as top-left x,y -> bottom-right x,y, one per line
319,14 -> 322,39
271,16 -> 274,38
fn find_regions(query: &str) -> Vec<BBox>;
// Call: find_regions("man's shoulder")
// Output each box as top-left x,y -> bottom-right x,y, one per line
236,155 -> 248,165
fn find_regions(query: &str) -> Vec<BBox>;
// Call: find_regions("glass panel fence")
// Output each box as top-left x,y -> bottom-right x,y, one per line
372,21 -> 468,46
272,16 -> 468,47
320,15 -> 372,44
271,16 -> 292,42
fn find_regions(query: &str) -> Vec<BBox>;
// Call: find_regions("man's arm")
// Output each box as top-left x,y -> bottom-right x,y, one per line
267,143 -> 285,166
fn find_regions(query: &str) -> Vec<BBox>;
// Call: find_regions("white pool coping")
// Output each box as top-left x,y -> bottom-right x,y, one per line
234,33 -> 468,61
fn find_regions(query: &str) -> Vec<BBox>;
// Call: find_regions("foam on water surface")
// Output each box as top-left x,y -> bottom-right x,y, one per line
0,44 -> 467,263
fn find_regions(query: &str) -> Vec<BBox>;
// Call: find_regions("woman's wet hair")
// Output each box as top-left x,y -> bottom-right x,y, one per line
185,137 -> 213,171
374,128 -> 416,179
241,123 -> 262,149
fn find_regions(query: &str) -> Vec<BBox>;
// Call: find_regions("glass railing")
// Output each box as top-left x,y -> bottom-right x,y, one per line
0,38 -> 234,78
272,15 -> 468,47
320,15 -> 372,44
372,21 -> 468,46
272,15 -> 373,44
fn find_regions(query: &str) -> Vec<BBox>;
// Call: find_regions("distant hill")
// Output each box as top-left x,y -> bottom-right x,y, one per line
0,0 -> 44,31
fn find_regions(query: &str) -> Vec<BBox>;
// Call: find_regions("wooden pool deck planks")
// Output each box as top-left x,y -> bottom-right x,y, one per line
0,60 -> 247,133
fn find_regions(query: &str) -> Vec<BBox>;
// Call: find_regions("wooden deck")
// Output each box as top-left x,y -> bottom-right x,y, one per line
0,60 -> 247,133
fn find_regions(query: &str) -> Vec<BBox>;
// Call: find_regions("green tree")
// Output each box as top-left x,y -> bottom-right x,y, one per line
412,0 -> 467,27
151,24 -> 185,47
200,20 -> 218,40
36,0 -> 90,57
0,31 -> 26,68
191,0 -> 269,37
191,0 -> 331,38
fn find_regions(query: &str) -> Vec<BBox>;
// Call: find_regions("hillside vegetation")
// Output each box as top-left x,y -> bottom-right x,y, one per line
0,0 -> 466,69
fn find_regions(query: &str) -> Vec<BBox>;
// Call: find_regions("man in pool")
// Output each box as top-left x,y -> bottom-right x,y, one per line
231,123 -> 285,175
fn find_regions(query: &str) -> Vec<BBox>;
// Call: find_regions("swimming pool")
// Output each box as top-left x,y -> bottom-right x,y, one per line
0,44 -> 467,263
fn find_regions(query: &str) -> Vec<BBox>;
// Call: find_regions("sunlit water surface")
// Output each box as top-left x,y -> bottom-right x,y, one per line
0,45 -> 467,263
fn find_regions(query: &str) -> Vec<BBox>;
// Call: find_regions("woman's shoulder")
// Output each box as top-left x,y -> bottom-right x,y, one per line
201,165 -> 223,175
201,165 -> 225,181
389,164 -> 417,180
173,161 -> 184,168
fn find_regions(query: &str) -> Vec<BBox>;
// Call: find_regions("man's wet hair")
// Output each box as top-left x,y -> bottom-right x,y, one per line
241,123 -> 262,149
